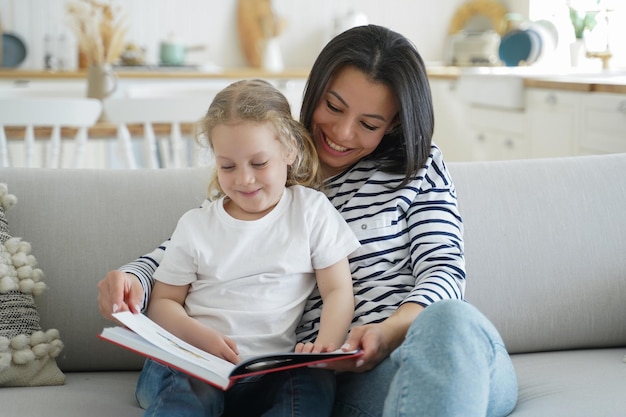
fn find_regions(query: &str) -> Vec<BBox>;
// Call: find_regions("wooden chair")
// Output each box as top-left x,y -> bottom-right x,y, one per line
0,98 -> 102,168
102,96 -> 213,169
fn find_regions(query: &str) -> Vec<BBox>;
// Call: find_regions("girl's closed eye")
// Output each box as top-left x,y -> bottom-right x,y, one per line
251,161 -> 268,168
219,164 -> 235,171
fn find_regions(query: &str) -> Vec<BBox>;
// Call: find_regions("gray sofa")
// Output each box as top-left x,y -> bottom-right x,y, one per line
0,152 -> 625,416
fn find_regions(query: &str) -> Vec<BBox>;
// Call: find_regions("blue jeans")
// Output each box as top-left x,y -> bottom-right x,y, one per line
136,359 -> 336,417
332,300 -> 518,417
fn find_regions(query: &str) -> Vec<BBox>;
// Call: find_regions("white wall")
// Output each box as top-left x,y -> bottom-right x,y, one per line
0,0 -> 623,71
0,0 -> 531,71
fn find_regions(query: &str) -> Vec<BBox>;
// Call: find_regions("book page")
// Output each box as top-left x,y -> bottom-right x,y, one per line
113,311 -> 234,377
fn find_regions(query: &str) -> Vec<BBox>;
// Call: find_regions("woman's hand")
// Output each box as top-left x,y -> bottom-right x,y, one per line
97,270 -> 144,322
313,303 -> 425,372
325,323 -> 395,372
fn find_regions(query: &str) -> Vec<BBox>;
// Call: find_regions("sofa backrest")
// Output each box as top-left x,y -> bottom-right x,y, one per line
0,168 -> 211,372
448,153 -> 626,354
1,153 -> 625,372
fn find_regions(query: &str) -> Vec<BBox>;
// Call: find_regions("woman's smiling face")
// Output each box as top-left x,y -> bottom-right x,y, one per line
312,66 -> 398,178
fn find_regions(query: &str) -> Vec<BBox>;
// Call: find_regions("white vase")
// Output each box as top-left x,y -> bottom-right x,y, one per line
262,38 -> 284,73
569,40 -> 586,67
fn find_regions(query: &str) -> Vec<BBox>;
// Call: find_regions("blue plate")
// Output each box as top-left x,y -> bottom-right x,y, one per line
498,29 -> 542,67
2,32 -> 27,68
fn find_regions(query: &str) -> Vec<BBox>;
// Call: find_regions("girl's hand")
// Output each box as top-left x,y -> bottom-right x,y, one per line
199,327 -> 240,365
294,341 -> 337,354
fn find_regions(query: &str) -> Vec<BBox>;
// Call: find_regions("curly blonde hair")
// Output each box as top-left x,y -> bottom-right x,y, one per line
198,79 -> 320,199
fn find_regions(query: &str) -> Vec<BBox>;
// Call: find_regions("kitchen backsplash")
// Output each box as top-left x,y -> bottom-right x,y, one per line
0,0 -> 624,71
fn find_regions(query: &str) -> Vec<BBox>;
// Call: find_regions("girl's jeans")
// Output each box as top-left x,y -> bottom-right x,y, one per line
332,300 -> 518,417
136,359 -> 335,417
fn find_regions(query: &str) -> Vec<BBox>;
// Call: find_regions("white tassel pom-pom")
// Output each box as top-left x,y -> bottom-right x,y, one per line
4,237 -> 21,255
10,334 -> 29,350
18,241 -> 32,254
0,336 -> 10,371
16,265 -> 33,279
0,193 -> 17,210
31,268 -> 44,282
29,331 -> 46,346
12,349 -> 35,365
18,278 -> 35,294
0,275 -> 18,292
32,343 -> 50,358
0,352 -> 11,371
0,263 -> 8,276
49,339 -> 64,358
0,336 -> 9,351
33,281 -> 47,296
45,329 -> 60,342
12,252 -> 28,268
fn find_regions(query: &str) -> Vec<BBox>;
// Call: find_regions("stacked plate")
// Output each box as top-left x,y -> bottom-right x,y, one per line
1,32 -> 27,68
498,20 -> 558,67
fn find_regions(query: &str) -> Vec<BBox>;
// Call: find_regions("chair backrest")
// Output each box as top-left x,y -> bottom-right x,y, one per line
102,96 -> 214,169
0,98 -> 102,168
103,96 -> 210,124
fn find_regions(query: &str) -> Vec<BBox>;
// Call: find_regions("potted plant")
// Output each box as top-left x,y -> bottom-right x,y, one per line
569,7 -> 598,39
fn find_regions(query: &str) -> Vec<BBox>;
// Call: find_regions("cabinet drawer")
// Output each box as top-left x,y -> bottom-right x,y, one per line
526,89 -> 581,108
468,106 -> 525,134
471,129 -> 527,161
580,93 -> 626,153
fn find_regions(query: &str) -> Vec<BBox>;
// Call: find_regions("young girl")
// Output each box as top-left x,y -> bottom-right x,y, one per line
139,79 -> 360,417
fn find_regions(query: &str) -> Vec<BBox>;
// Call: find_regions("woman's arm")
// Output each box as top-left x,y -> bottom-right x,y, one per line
97,240 -> 169,321
296,258 -> 355,353
148,281 -> 240,364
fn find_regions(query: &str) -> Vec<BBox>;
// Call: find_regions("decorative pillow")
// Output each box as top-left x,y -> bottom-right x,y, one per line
0,183 -> 65,387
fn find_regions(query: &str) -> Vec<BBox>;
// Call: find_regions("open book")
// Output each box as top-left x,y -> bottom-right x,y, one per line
99,311 -> 362,391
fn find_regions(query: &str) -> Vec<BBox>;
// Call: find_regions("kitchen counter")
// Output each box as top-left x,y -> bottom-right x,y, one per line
522,73 -> 626,94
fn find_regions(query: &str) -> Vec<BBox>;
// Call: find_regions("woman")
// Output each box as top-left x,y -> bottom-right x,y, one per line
98,25 -> 518,417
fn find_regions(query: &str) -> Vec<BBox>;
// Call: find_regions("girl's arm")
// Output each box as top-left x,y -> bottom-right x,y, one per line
147,281 -> 240,364
296,258 -> 354,353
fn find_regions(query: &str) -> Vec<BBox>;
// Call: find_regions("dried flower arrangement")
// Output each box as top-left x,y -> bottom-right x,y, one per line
66,0 -> 127,66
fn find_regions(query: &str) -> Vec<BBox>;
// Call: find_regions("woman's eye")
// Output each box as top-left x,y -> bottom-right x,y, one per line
219,165 -> 234,171
361,122 -> 378,131
326,100 -> 340,113
252,161 -> 268,168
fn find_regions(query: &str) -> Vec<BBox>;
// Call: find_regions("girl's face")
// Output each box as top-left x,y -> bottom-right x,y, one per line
312,66 -> 399,178
212,121 -> 294,220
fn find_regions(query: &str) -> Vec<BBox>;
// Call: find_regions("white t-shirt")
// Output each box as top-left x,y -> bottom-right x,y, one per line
153,185 -> 360,357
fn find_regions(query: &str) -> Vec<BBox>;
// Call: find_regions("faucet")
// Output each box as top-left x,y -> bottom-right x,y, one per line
585,50 -> 613,70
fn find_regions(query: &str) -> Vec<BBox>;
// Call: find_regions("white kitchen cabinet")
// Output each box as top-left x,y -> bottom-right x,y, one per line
578,92 -> 626,155
467,105 -> 528,161
429,78 -> 471,161
526,89 -> 581,158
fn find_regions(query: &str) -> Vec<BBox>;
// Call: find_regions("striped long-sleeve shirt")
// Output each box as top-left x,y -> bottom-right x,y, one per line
122,145 -> 465,343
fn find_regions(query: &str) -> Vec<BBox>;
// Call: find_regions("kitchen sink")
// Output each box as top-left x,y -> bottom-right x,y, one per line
455,67 -> 626,110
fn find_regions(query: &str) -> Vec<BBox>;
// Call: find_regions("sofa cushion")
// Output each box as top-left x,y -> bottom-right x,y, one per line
0,183 -> 65,386
1,371 -> 142,417
509,348 -> 626,416
449,153 -> 626,354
